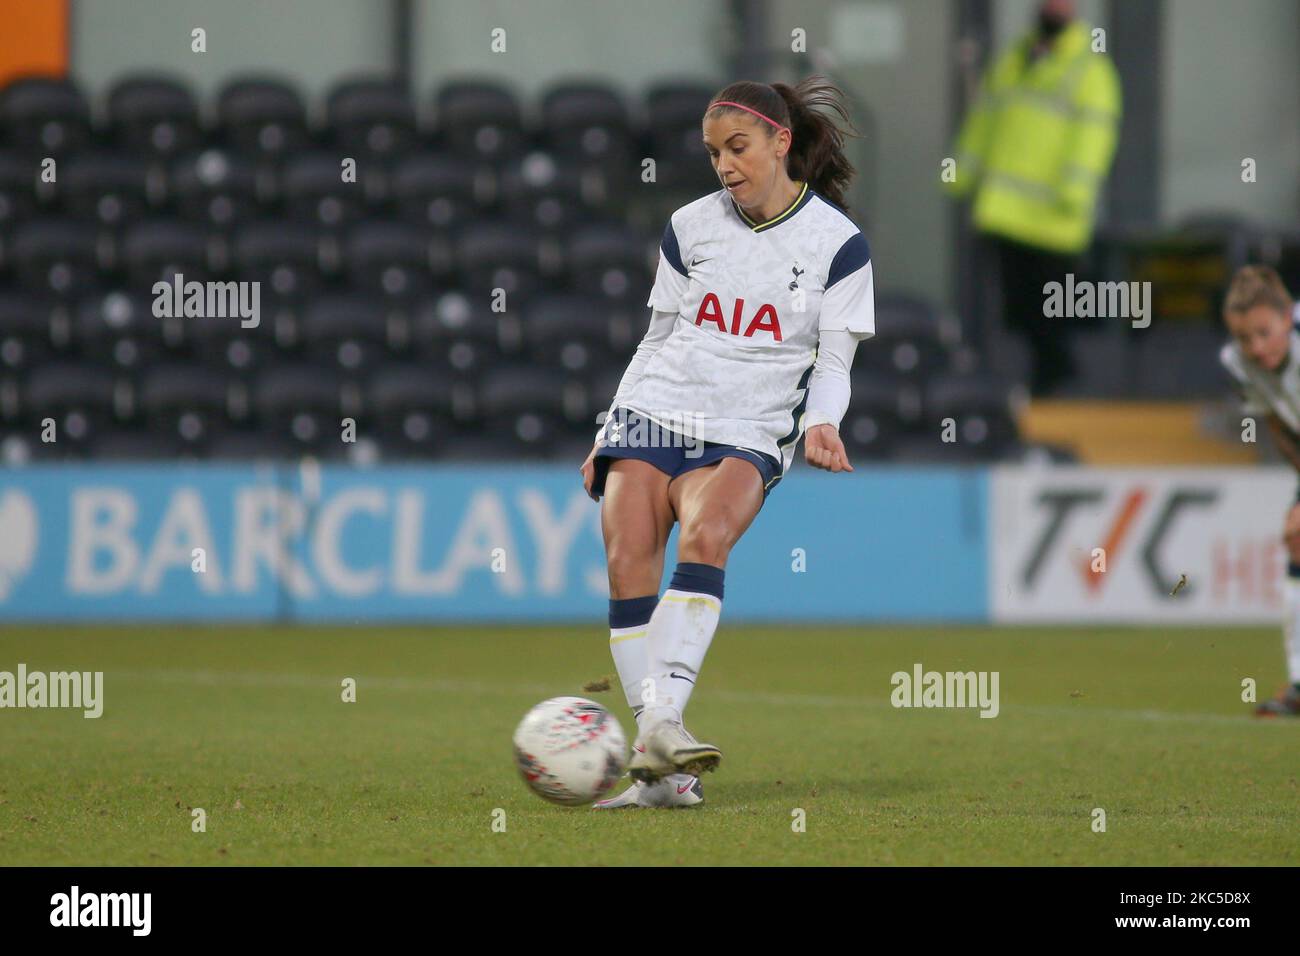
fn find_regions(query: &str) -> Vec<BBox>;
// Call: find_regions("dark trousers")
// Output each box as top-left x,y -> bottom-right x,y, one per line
990,236 -> 1080,396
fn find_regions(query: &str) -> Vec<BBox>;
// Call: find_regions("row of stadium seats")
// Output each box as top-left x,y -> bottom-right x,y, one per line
1,289 -> 963,379
0,149 -> 668,234
0,74 -> 723,171
0,358 -> 1022,459
0,219 -> 656,299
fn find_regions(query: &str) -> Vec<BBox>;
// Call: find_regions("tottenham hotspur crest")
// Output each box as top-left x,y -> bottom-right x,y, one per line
788,261 -> 805,291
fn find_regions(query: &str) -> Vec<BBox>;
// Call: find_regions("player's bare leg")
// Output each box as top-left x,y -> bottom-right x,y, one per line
668,456 -> 766,566
595,458 -> 703,805
601,458 -> 675,600
630,458 -> 766,782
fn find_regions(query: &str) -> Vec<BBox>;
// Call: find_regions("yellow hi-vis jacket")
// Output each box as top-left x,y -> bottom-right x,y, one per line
945,20 -> 1122,255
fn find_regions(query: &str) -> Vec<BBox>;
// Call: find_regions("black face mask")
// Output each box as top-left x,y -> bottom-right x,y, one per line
1038,11 -> 1068,38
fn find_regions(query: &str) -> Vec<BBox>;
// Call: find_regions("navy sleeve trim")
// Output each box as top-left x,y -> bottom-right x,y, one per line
826,233 -> 871,290
661,219 -> 688,278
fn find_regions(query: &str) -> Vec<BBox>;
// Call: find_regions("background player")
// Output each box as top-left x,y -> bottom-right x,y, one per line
1219,265 -> 1300,716
579,77 -> 876,807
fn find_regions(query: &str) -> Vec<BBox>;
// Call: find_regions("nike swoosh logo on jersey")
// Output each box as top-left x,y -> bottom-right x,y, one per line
690,256 -> 711,266
669,671 -> 695,684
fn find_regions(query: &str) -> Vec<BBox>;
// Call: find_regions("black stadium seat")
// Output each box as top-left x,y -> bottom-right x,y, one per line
497,151 -> 596,233
454,220 -> 546,299
859,293 -> 955,380
411,291 -> 508,375
326,78 -> 418,158
522,292 -> 616,373
476,363 -> 583,450
645,82 -> 715,163
842,369 -> 913,460
74,291 -> 177,369
282,151 -> 371,228
342,220 -> 434,301
0,149 -> 41,229
390,152 -> 487,229
186,308 -> 275,375
21,361 -> 121,449
434,80 -> 527,162
60,151 -> 158,227
585,367 -> 625,424
120,219 -> 213,286
301,294 -> 396,374
366,362 -> 458,452
10,219 -> 103,298
0,77 -> 93,154
136,363 -> 234,445
565,222 -> 654,302
539,82 -> 634,164
231,220 -> 324,300
107,75 -> 202,158
216,76 -> 309,158
921,371 -> 1019,458
169,149 -> 263,230
0,290 -> 60,372
252,362 -> 350,448
646,84 -> 725,207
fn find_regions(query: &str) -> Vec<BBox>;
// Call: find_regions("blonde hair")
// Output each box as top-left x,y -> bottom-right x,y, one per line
1224,265 -> 1295,319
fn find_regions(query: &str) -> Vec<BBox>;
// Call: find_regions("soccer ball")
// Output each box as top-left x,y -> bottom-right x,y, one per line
513,697 -> 627,806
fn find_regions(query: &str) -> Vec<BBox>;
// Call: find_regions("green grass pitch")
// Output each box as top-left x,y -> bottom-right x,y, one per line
1,623 -> 1296,866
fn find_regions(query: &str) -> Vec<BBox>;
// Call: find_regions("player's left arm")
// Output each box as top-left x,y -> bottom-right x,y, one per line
805,234 -> 875,473
804,329 -> 870,472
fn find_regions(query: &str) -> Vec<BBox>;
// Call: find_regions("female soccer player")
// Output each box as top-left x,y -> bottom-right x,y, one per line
1220,265 -> 1300,717
580,77 -> 876,807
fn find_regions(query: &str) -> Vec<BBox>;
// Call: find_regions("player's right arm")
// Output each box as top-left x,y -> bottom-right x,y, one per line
579,307 -> 677,499
593,308 -> 677,440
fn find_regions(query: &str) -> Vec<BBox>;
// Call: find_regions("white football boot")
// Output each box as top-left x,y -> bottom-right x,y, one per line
593,775 -> 704,809
627,717 -> 721,784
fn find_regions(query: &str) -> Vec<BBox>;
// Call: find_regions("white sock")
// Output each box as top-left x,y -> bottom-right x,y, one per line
609,623 -> 651,719
607,593 -> 659,728
1286,577 -> 1300,685
643,582 -> 723,725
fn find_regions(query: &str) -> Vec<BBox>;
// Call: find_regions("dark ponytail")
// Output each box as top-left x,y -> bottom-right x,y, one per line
705,75 -> 858,211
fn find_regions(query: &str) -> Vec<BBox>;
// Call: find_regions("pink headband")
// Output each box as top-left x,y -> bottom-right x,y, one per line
709,100 -> 789,134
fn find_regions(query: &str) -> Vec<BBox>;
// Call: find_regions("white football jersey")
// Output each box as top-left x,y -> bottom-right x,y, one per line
1220,327 -> 1300,435
620,181 -> 875,474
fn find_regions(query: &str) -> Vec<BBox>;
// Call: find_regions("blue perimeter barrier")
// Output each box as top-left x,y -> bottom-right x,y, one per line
0,464 -> 988,622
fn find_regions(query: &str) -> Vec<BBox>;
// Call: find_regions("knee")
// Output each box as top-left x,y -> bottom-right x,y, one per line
677,516 -> 735,567
606,543 -> 661,598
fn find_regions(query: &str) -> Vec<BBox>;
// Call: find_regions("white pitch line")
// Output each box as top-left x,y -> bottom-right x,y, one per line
100,669 -> 1287,729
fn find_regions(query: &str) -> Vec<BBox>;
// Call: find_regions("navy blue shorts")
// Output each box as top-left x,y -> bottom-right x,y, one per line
591,406 -> 784,504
